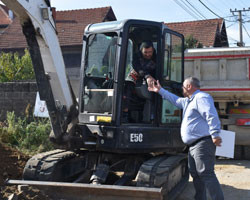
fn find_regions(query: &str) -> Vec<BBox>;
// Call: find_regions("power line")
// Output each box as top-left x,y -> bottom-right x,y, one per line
203,0 -> 227,17
243,24 -> 250,39
199,0 -> 235,22
227,35 -> 239,42
198,0 -> 223,18
226,21 -> 238,28
184,0 -> 207,19
173,0 -> 200,20
224,15 -> 237,19
242,14 -> 250,21
220,0 -> 235,9
231,8 -> 250,46
239,0 -> 249,8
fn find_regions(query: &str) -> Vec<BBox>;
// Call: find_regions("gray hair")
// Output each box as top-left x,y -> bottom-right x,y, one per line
185,77 -> 200,88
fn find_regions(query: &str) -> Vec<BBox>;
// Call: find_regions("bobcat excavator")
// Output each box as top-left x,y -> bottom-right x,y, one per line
3,0 -> 189,199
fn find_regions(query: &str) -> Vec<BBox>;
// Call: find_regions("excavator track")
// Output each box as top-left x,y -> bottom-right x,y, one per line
12,152 -> 188,200
23,149 -> 87,182
136,154 -> 189,200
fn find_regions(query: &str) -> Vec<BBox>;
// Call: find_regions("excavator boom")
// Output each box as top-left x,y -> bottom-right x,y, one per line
2,0 -> 78,141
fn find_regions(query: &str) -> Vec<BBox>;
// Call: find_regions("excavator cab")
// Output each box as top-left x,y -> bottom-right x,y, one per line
78,20 -> 185,153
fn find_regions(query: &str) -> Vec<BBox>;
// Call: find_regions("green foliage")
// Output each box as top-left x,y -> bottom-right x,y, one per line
88,66 -> 110,77
0,111 -> 54,155
100,65 -> 108,75
0,49 -> 35,82
184,35 -> 203,49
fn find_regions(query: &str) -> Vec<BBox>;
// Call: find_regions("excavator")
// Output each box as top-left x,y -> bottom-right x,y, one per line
3,0 -> 189,199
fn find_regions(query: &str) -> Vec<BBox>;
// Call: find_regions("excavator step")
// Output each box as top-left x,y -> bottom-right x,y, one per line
6,179 -> 163,200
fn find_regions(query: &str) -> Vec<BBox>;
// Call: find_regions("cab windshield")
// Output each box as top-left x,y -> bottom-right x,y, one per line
82,32 -> 117,114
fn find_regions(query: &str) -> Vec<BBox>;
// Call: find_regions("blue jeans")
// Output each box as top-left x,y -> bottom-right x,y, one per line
188,137 -> 224,200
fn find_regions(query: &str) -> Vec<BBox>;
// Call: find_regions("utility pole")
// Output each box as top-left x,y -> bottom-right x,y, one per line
230,8 -> 250,47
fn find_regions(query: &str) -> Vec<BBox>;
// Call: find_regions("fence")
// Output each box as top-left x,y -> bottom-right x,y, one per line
0,82 -> 37,120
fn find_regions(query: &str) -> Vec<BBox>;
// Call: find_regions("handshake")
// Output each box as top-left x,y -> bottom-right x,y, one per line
146,75 -> 161,93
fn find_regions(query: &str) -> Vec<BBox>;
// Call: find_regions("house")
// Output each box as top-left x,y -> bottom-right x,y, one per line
166,18 -> 228,47
0,6 -> 116,71
0,4 -> 12,33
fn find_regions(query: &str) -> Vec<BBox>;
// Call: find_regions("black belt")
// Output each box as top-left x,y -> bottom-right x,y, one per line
188,136 -> 211,147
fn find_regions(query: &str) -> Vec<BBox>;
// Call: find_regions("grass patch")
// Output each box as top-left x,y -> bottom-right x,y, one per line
0,111 -> 54,155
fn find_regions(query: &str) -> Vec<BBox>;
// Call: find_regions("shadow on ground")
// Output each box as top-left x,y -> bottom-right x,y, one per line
177,181 -> 250,200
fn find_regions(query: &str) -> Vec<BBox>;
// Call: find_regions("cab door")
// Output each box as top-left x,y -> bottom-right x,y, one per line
160,29 -> 184,125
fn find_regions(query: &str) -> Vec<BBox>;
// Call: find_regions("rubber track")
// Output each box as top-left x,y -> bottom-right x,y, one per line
136,154 -> 188,200
23,149 -> 76,181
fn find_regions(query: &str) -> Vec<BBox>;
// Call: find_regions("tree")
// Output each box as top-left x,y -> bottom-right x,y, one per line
0,49 -> 35,82
184,35 -> 203,49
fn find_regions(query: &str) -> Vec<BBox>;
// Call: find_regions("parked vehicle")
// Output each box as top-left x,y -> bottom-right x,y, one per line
185,47 -> 250,159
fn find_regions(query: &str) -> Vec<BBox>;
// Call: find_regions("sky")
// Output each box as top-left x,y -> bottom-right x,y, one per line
1,0 -> 250,47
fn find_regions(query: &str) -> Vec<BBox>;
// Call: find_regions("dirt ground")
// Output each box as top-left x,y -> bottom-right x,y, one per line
177,159 -> 250,200
0,143 -> 51,200
1,141 -> 250,200
0,142 -> 28,198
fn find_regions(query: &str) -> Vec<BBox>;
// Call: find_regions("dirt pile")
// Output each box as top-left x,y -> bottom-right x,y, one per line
0,142 -> 27,199
0,143 -> 29,186
0,143 -> 51,200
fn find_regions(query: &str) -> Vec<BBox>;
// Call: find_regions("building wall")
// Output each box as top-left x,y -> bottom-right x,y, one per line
61,45 -> 82,97
0,82 -> 37,120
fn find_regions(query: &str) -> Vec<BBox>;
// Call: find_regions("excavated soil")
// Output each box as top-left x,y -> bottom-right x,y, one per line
0,143 -> 51,200
0,143 -> 27,184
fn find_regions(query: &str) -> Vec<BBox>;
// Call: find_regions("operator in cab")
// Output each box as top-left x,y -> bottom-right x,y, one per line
122,41 -> 156,122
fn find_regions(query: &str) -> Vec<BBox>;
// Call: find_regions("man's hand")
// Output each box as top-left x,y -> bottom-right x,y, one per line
148,80 -> 161,93
212,136 -> 222,147
146,75 -> 155,85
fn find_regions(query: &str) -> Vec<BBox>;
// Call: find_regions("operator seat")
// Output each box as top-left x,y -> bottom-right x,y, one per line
134,83 -> 153,122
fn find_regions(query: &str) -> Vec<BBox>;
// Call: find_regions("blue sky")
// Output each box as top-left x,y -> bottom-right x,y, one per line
50,0 -> 250,47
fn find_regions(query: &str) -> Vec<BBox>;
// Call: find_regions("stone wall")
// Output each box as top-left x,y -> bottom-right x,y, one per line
0,82 -> 37,120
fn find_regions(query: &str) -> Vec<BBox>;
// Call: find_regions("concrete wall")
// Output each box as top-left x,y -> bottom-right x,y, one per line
0,82 -> 37,120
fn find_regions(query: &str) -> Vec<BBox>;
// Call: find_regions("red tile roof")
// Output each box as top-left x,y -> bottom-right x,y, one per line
166,18 -> 225,47
56,7 -> 116,46
0,6 -> 226,50
0,17 -> 26,48
0,5 -> 11,25
0,6 -> 116,49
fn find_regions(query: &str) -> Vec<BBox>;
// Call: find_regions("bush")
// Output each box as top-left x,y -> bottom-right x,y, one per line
0,49 -> 35,82
184,35 -> 203,49
0,111 -> 54,155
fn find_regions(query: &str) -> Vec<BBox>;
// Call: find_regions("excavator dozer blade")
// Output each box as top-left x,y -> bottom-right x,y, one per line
6,179 -> 163,200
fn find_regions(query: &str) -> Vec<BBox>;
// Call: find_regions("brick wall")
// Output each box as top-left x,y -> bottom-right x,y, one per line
0,82 -> 37,120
